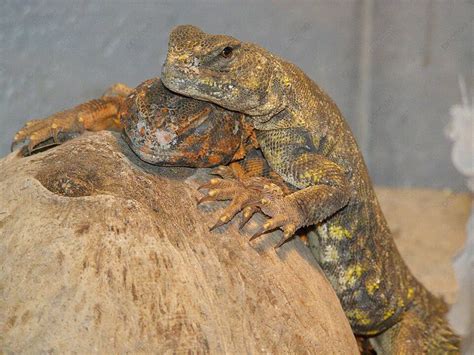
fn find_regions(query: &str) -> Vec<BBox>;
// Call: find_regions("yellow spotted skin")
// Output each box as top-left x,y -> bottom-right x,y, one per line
162,25 -> 460,353
328,224 -> 352,240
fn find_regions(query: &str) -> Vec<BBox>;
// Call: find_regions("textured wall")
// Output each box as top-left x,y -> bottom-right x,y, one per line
0,0 -> 472,190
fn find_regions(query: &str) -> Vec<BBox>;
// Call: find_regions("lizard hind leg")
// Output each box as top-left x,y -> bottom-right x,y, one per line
11,83 -> 132,156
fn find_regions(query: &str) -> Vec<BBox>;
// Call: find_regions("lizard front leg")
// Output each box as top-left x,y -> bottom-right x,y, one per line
229,126 -> 351,246
198,149 -> 295,232
11,83 -> 132,155
253,150 -> 350,246
199,146 -> 350,247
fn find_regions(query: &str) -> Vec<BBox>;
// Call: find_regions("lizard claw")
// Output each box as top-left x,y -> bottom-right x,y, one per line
197,194 -> 217,205
248,216 -> 296,247
249,225 -> 273,241
249,229 -> 268,241
274,224 -> 297,248
209,213 -> 233,231
244,191 -> 303,247
249,218 -> 281,241
50,123 -> 61,143
239,206 -> 258,229
11,139 -> 23,153
275,235 -> 291,249
197,188 -> 234,205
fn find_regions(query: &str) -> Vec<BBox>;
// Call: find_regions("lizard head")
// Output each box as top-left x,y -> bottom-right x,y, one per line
121,78 -> 253,167
161,25 -> 285,117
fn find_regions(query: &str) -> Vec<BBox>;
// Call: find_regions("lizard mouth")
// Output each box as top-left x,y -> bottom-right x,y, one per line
121,129 -> 180,165
161,64 -> 233,107
122,129 -> 238,168
161,63 -> 184,91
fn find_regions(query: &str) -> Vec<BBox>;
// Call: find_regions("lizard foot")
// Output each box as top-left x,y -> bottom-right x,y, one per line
198,166 -> 304,248
11,115 -> 85,155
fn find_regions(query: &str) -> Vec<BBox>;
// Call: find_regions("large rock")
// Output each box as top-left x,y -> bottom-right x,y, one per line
0,131 -> 358,354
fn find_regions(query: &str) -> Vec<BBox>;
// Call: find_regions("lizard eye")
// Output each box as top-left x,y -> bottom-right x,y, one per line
221,46 -> 233,58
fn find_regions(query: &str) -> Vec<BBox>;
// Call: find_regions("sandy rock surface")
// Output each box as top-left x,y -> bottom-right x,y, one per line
0,132 -> 358,354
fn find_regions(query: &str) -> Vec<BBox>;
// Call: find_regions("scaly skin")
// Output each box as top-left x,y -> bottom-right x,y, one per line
161,25 -> 460,353
11,78 -> 256,168
11,86 -> 126,154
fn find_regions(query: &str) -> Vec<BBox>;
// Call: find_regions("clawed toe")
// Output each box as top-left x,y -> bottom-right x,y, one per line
248,215 -> 296,243
274,224 -> 298,248
239,206 -> 258,228
210,213 -> 233,231
198,171 -> 302,248
11,112 -> 87,156
12,121 -> 65,155
197,178 -> 222,190
198,172 -> 265,230
210,165 -> 235,179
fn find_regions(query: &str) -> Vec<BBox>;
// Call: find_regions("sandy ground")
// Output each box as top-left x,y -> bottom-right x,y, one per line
375,187 -> 472,304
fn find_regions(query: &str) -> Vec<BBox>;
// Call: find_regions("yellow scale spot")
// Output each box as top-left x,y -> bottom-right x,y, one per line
301,170 -> 322,182
346,309 -> 371,326
407,287 -> 415,299
243,209 -> 252,218
328,225 -> 352,240
282,76 -> 292,88
365,279 -> 380,295
383,308 -> 395,320
342,264 -> 364,286
365,329 -> 380,336
177,54 -> 189,61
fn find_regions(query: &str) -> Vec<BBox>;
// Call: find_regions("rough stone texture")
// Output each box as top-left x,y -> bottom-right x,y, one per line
0,132 -> 358,354
1,0 -> 471,190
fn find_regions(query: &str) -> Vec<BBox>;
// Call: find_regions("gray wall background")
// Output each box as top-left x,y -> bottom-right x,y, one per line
1,0 -> 472,190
